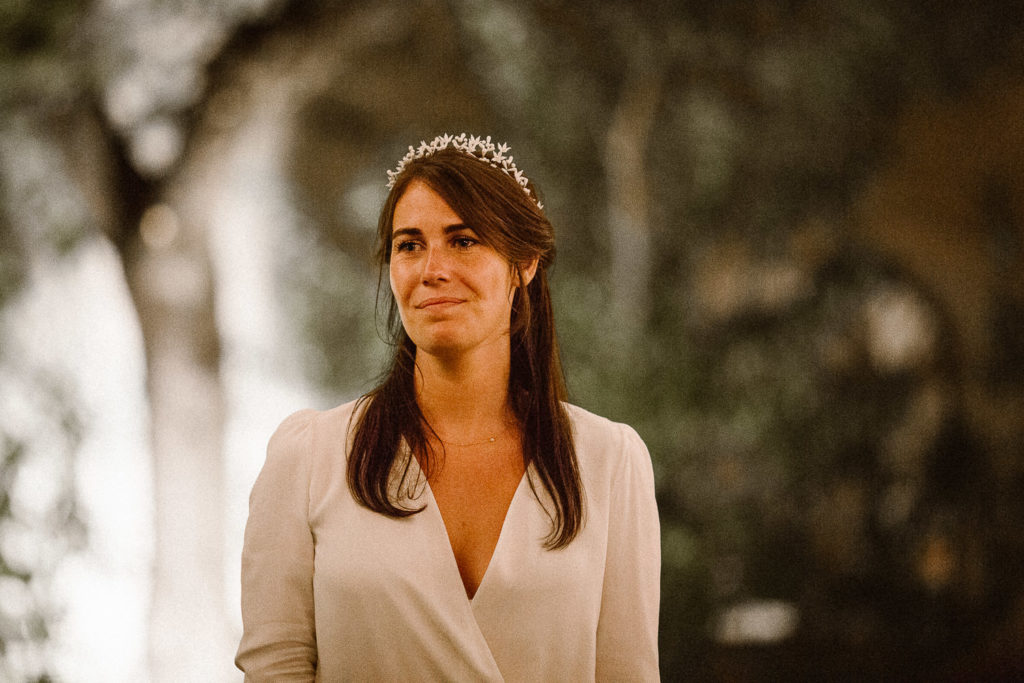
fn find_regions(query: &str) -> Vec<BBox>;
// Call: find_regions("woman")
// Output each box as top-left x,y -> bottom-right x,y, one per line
236,134 -> 660,681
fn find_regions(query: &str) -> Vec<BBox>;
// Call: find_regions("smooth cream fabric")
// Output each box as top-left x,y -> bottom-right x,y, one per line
236,399 -> 660,682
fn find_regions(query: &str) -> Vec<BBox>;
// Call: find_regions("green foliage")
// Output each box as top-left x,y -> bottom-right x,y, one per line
0,374 -> 85,683
0,211 -> 26,309
279,223 -> 389,398
0,4 -> 92,676
0,0 -> 87,110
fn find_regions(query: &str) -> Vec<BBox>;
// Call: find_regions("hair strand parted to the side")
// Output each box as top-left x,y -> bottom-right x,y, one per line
348,140 -> 582,549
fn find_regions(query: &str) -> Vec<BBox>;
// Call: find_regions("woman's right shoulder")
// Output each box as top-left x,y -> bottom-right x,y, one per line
269,408 -> 317,442
266,397 -> 366,462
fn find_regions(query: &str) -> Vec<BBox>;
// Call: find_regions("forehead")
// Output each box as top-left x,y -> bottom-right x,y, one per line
392,181 -> 462,232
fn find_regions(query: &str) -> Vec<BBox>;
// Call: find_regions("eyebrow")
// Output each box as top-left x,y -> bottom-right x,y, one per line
391,224 -> 470,240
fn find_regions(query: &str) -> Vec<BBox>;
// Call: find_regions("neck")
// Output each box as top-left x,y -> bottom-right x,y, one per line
414,342 -> 513,439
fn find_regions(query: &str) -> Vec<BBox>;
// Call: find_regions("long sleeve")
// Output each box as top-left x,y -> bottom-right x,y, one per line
236,410 -> 318,682
595,423 -> 661,682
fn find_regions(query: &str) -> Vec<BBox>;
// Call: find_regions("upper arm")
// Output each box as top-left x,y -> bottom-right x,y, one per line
235,410 -> 319,681
595,423 -> 661,682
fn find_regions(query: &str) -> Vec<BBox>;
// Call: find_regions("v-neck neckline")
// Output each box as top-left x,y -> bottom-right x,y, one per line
414,458 -> 531,604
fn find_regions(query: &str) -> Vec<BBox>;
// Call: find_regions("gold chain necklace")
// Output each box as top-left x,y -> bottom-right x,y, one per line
437,434 -> 499,448
419,409 -> 516,450
426,418 -> 512,448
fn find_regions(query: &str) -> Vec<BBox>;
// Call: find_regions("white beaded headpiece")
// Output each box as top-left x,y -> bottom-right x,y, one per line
386,133 -> 543,209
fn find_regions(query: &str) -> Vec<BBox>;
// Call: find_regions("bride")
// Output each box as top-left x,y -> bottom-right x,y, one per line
236,134 -> 660,681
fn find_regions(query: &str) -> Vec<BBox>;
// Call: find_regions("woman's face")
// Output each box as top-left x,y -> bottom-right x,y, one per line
389,180 -> 533,361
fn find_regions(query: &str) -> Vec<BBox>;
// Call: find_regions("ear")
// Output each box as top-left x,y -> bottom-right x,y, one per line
517,258 -> 539,288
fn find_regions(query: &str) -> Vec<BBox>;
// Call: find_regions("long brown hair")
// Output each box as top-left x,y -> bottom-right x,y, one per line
348,146 -> 583,549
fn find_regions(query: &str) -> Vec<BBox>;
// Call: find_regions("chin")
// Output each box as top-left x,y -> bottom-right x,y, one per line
405,327 -> 457,351
406,322 -> 509,360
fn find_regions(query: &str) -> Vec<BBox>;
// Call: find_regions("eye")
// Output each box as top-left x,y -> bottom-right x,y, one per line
394,239 -> 420,253
452,236 -> 478,249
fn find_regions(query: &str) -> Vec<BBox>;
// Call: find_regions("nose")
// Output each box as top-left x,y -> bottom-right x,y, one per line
421,245 -> 450,284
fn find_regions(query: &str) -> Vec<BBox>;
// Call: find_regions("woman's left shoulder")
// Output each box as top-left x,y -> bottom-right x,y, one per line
564,402 -> 644,440
563,403 -> 651,471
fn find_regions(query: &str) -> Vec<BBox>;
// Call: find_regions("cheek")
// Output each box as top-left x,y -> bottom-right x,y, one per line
388,263 -> 404,300
490,272 -> 517,309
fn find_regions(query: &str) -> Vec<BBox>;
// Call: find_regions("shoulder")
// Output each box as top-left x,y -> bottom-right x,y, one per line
563,402 -> 652,480
257,399 -> 366,497
564,403 -> 647,449
265,398 -> 364,464
271,398 -> 362,438
564,402 -> 623,431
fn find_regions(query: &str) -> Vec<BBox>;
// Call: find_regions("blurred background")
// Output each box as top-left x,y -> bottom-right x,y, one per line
2,0 -> 1024,680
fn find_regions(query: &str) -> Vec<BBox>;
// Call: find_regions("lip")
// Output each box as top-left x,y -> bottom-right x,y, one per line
416,297 -> 465,309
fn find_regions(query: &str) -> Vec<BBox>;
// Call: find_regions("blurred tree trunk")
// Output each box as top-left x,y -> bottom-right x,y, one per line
129,200 -> 228,680
51,2 -> 358,677
604,44 -> 662,349
58,4 -> 409,678
60,101 -> 231,678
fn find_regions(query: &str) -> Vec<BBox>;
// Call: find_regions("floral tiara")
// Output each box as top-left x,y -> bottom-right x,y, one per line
386,133 -> 543,209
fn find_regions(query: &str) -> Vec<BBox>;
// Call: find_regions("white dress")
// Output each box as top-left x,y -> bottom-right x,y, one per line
235,399 -> 660,682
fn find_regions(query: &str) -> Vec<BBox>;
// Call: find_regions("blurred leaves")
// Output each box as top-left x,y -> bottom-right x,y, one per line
0,210 -> 26,310
0,368 -> 85,682
0,0 -> 87,112
1,2 -> 92,679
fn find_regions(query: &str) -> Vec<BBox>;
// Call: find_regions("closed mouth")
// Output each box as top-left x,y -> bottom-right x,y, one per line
416,297 -> 464,309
